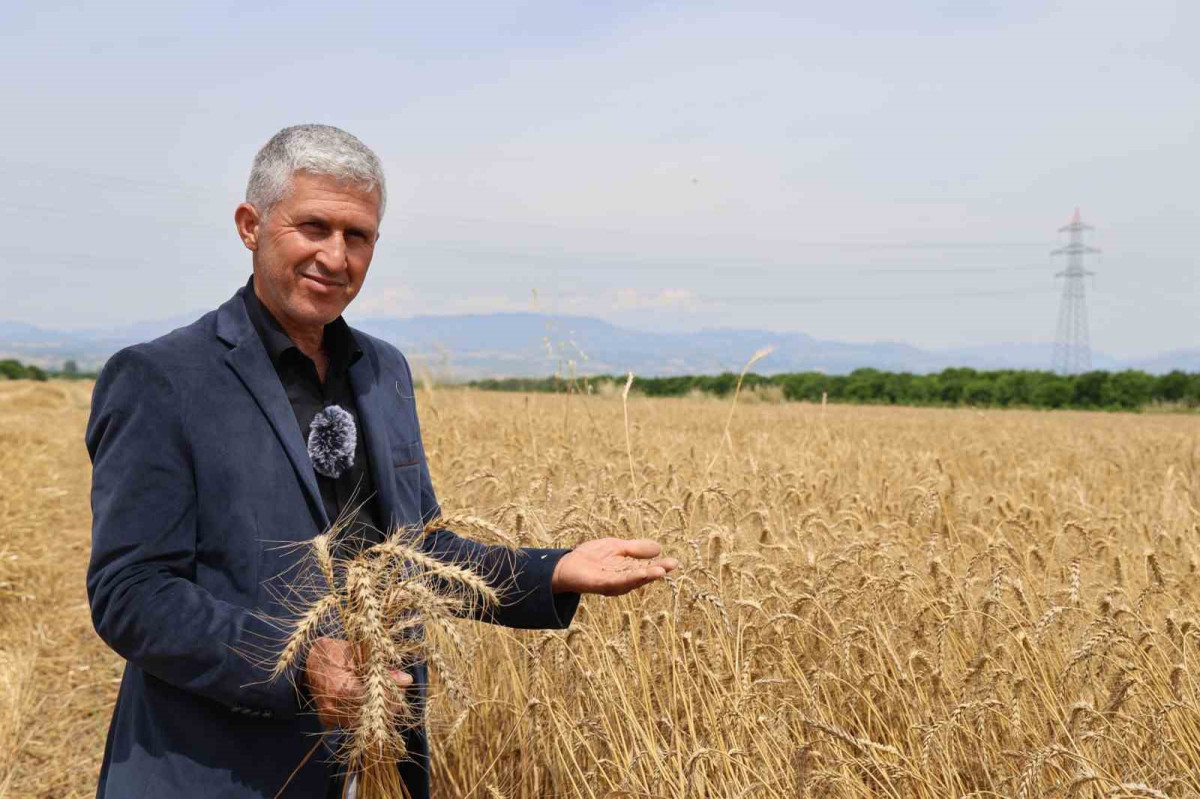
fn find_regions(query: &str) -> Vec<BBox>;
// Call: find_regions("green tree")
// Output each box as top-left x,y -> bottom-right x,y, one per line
1185,375 -> 1200,408
1033,379 -> 1073,409
1155,371 -> 1190,402
993,371 -> 1033,407
0,359 -> 25,380
845,369 -> 886,402
937,368 -> 978,404
963,379 -> 996,406
704,372 -> 738,397
780,373 -> 827,402
1072,371 -> 1109,408
1102,370 -> 1154,410
883,372 -> 917,404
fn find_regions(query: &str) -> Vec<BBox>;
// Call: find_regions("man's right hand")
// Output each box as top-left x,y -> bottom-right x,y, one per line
303,637 -> 413,729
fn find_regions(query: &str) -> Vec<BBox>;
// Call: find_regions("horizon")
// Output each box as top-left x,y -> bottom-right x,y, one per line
0,302 -> 1191,355
2,305 -> 1194,379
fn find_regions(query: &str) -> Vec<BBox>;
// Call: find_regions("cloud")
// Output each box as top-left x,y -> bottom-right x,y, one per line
354,284 -> 704,321
351,285 -> 419,316
350,282 -> 537,318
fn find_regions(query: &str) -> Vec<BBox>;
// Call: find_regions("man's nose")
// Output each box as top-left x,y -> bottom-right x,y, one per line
315,231 -> 348,273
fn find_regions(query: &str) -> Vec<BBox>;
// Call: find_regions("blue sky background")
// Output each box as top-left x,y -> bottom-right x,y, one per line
1,0 -> 1195,357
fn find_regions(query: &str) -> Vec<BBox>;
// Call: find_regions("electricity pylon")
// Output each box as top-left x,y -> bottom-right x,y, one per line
1051,208 -> 1100,375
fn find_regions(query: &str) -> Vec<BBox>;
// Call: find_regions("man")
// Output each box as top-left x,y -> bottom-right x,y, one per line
85,124 -> 678,798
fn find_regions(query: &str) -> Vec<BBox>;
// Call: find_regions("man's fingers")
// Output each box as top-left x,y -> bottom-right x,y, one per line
603,563 -> 670,595
618,538 -> 662,559
635,562 -> 673,581
654,557 -> 680,573
386,670 -> 414,717
306,642 -> 416,727
313,676 -> 364,729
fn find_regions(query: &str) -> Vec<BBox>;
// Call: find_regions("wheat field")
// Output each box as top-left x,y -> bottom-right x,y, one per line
2,379 -> 1199,797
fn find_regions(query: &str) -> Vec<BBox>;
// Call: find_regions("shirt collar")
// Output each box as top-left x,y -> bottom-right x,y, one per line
241,275 -> 363,373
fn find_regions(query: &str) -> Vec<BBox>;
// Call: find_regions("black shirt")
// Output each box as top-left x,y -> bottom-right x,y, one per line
243,282 -> 414,796
241,277 -> 383,549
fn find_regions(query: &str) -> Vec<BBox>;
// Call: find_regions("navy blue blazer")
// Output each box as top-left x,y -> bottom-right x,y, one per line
86,285 -> 579,798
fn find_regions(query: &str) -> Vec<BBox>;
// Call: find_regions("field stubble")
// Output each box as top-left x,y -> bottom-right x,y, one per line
2,380 -> 1199,797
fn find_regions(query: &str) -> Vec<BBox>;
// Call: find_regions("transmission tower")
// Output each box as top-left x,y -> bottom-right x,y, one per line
1051,208 -> 1100,375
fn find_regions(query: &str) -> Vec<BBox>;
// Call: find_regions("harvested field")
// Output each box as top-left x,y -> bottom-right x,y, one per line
2,380 -> 1199,797
0,381 -> 118,798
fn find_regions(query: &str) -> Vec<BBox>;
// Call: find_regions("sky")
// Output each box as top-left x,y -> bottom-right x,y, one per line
1,0 -> 1196,358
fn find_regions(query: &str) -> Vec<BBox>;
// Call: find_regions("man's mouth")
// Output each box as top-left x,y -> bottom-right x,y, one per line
302,274 -> 346,289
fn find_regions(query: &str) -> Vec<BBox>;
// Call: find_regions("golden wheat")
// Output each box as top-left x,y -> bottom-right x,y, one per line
261,525 -> 497,799
2,380 -> 1200,797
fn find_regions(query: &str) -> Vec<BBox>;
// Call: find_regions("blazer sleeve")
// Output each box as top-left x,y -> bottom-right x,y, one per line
398,355 -> 581,630
85,347 -> 302,719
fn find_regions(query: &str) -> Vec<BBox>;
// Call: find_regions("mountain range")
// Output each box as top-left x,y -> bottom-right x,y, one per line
1,313 -> 1195,379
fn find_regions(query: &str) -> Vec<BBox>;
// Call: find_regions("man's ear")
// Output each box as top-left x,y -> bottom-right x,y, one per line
234,203 -> 262,251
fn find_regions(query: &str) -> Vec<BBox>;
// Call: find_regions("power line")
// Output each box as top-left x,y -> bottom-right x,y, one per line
857,265 -> 1050,275
599,286 -> 1050,306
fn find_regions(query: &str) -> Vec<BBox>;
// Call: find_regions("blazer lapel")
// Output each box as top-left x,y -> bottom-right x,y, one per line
348,350 -> 401,534
216,289 -> 330,531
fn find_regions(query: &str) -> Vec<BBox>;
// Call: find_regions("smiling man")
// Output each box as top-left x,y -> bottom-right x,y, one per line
85,124 -> 677,799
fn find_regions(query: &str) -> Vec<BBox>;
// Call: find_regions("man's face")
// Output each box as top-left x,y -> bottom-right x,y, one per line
238,171 -> 381,333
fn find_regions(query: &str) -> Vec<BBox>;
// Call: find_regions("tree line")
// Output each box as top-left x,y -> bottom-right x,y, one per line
0,359 -> 49,380
470,368 -> 1200,411
0,359 -> 97,381
4,357 -> 1197,411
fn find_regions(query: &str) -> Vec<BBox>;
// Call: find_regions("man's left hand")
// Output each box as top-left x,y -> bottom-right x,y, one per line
551,538 -> 679,597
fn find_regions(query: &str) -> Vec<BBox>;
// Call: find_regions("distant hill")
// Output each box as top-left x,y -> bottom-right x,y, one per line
1,311 -> 1195,378
1124,348 -> 1200,375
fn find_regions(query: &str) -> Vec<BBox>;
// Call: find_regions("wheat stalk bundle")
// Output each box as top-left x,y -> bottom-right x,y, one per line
267,522 -> 500,799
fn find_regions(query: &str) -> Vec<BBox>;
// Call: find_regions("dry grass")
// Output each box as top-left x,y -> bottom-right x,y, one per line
0,381 -> 121,798
2,380 -> 1199,797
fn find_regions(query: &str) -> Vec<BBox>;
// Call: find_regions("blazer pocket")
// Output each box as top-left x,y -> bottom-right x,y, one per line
392,440 -> 424,469
390,440 -> 425,525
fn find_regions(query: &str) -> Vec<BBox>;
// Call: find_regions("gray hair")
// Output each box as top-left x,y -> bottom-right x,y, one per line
246,124 -> 386,221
